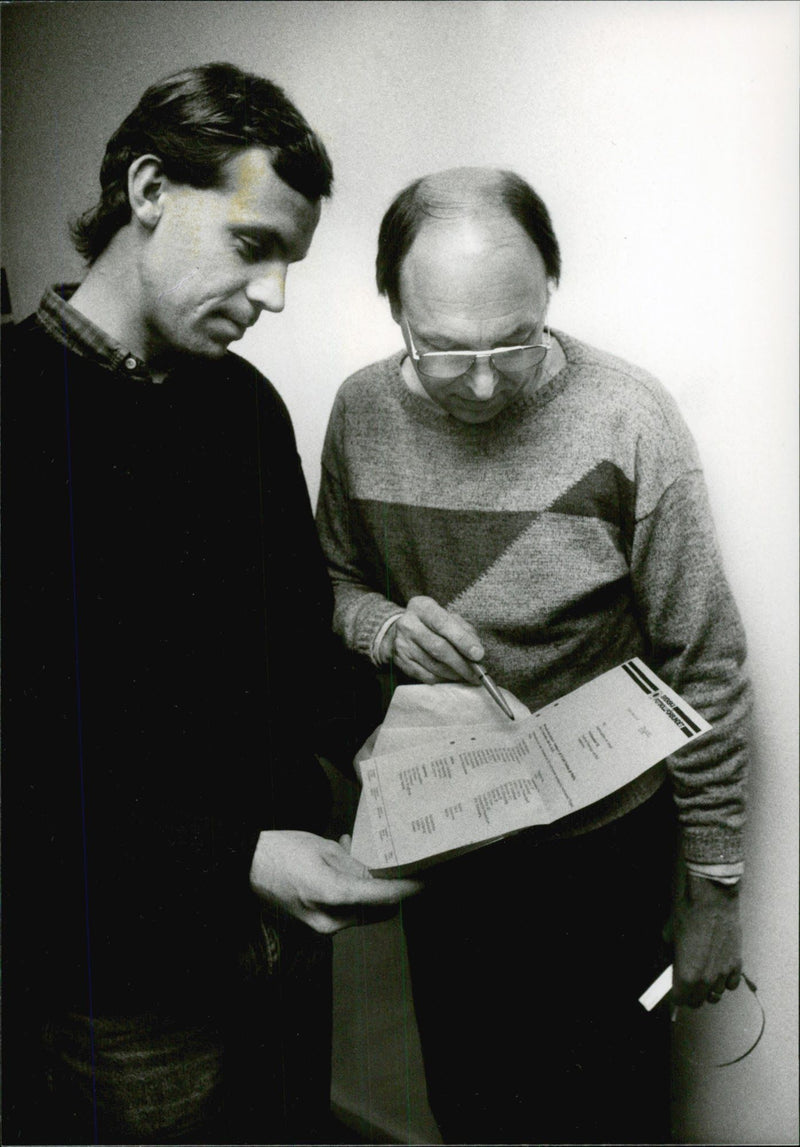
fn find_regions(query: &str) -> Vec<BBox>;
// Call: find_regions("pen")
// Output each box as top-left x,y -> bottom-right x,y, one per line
474,664 -> 515,720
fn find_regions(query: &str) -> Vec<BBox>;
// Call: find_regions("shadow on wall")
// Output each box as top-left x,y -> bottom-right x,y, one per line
332,914 -> 442,1146
321,758 -> 441,1145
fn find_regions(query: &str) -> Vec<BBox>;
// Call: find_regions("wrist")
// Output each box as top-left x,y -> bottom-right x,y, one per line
378,628 -> 395,663
686,870 -> 740,902
378,619 -> 401,663
371,612 -> 402,665
684,858 -> 743,885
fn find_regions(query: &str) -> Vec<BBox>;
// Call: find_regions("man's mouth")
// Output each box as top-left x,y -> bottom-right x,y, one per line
210,315 -> 249,338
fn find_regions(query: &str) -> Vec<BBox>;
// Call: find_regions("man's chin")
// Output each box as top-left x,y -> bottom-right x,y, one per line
185,333 -> 233,360
184,321 -> 243,359
447,401 -> 505,424
203,339 -> 232,358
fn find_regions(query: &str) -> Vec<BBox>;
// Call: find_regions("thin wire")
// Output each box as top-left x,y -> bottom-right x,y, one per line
716,975 -> 765,1067
673,974 -> 765,1068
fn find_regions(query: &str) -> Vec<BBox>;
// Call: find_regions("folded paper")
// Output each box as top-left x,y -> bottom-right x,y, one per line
351,659 -> 710,876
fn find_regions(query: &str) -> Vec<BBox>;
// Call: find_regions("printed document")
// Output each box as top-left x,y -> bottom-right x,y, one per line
351,658 -> 710,875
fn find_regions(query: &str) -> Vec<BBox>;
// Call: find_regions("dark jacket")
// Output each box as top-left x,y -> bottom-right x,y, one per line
1,315 -> 339,1017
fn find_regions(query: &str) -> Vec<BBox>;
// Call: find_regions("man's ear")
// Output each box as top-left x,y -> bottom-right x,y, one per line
127,155 -> 167,231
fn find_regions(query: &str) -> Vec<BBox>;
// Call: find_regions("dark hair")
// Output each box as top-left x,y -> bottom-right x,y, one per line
71,62 -> 333,263
376,168 -> 561,308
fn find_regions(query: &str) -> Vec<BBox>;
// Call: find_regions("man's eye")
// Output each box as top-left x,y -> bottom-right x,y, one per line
234,236 -> 268,263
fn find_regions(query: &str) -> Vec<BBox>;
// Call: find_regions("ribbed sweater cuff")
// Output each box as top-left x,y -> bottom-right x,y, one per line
681,825 -> 745,866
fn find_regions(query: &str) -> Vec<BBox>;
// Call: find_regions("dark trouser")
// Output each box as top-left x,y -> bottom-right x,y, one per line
3,914 -> 333,1146
403,785 -> 676,1146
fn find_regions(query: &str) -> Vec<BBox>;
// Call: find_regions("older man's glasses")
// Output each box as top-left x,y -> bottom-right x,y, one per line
405,321 -> 551,381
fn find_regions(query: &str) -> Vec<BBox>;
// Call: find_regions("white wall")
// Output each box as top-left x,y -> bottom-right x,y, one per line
3,2 -> 797,1141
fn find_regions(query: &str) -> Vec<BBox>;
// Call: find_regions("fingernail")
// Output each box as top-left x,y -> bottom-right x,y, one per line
469,645 -> 483,659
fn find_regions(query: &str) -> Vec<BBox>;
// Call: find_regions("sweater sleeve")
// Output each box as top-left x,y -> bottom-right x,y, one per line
629,469 -> 751,864
317,391 -> 406,658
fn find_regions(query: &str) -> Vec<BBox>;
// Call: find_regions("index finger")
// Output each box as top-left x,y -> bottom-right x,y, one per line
409,597 -> 484,662
358,874 -> 423,904
334,871 -> 423,908
726,968 -> 742,991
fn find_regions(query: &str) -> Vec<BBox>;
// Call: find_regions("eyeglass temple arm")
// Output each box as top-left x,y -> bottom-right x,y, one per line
410,328 -> 552,362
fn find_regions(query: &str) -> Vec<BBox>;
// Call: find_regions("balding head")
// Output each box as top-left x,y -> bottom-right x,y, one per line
376,167 -> 560,310
382,168 -> 558,425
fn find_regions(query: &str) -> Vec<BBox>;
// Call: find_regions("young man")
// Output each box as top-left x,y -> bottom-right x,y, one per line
1,63 -> 417,1145
317,167 -> 749,1144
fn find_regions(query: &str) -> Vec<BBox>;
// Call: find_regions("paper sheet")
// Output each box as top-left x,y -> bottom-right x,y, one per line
351,658 -> 710,875
377,681 -> 530,735
351,682 -> 529,866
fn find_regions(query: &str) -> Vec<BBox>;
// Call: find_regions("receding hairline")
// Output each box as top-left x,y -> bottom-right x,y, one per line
403,167 -> 530,223
376,165 -> 561,305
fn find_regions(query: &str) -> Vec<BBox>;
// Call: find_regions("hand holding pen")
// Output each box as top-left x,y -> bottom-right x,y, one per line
378,595 -> 514,719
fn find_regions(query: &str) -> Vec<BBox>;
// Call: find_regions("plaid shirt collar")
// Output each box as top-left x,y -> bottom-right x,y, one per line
37,284 -> 153,382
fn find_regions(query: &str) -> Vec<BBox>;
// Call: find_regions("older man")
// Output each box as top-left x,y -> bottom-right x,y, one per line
1,63 -> 418,1145
316,167 -> 749,1144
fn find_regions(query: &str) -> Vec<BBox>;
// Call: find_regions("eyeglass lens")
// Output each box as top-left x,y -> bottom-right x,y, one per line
418,345 -> 548,380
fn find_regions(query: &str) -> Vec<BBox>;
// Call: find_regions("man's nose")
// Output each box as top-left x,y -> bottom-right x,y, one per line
463,356 -> 499,399
245,265 -> 287,313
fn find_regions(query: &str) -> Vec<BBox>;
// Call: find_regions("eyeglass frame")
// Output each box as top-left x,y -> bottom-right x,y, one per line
402,317 -> 552,381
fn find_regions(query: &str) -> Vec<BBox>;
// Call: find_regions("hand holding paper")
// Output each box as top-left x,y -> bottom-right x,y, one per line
249,830 -> 422,934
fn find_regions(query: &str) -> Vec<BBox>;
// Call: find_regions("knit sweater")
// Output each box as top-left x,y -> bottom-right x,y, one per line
316,332 -> 750,864
2,309 -> 337,1017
